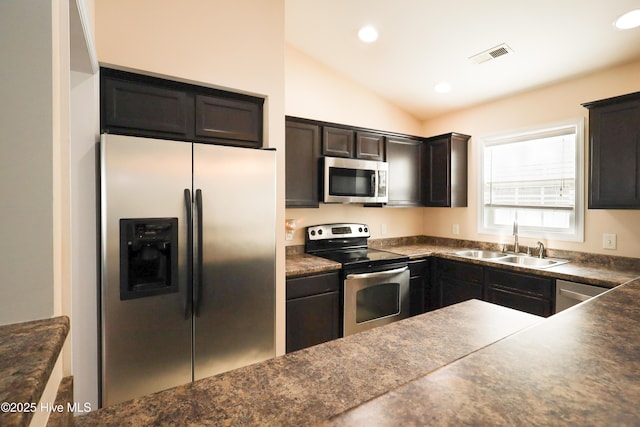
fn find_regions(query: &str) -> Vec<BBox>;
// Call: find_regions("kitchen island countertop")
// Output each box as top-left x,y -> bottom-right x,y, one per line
322,276 -> 640,426
0,316 -> 69,427
74,300 -> 542,426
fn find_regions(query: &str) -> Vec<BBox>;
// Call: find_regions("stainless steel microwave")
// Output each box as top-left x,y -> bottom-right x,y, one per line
323,156 -> 388,203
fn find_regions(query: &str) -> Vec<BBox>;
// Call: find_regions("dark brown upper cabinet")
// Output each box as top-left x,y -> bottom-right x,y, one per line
583,92 -> 640,209
101,73 -> 192,140
285,119 -> 321,208
322,126 -> 354,158
386,136 -> 423,207
194,95 -> 261,147
422,133 -> 470,207
100,67 -> 263,148
356,132 -> 385,161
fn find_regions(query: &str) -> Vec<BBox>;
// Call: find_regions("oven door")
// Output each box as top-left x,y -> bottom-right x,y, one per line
343,265 -> 410,336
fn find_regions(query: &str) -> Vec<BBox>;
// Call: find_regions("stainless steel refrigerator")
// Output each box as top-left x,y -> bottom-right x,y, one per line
99,133 -> 276,407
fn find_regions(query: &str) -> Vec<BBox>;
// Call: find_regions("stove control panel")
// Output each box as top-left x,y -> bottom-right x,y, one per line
307,223 -> 370,241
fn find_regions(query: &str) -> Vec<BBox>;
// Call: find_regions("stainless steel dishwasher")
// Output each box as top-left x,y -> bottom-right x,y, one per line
555,279 -> 609,313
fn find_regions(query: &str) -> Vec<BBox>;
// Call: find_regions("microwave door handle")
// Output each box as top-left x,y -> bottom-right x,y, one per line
372,172 -> 378,198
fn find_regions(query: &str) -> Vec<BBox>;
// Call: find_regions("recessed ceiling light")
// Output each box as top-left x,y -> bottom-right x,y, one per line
434,82 -> 452,93
358,26 -> 379,43
614,9 -> 640,30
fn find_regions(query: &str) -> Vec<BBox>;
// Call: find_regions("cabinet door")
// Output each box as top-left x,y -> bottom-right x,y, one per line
386,136 -> 423,206
423,137 -> 451,206
423,134 -> 469,207
323,126 -> 354,158
434,259 -> 483,308
101,76 -> 191,139
356,132 -> 385,160
286,292 -> 340,353
286,120 -> 321,208
588,97 -> 640,208
409,259 -> 428,316
439,277 -> 483,307
195,95 -> 262,147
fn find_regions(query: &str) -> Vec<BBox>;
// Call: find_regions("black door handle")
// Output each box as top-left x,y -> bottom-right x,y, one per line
194,189 -> 203,316
184,189 -> 193,319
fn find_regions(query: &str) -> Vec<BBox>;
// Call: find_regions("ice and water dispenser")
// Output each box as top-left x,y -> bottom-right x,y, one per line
119,218 -> 178,300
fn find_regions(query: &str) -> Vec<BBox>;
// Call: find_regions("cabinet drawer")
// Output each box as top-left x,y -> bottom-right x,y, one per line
286,272 -> 340,300
485,268 -> 552,298
436,259 -> 483,283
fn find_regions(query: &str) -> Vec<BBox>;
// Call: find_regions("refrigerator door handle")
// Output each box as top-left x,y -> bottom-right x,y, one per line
184,189 -> 193,319
194,189 -> 204,316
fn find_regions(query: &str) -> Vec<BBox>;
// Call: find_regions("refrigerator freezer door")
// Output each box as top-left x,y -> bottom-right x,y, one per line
100,134 -> 192,406
192,144 -> 276,381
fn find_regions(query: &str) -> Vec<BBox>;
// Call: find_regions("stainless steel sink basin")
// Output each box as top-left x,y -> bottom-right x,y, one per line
453,249 -> 569,269
454,250 -> 509,260
494,255 -> 569,269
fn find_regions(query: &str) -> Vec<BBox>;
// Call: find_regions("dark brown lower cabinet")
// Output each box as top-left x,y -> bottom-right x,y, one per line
286,272 -> 340,353
433,258 -> 554,317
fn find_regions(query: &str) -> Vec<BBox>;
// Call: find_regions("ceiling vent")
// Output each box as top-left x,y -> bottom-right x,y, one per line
469,43 -> 513,64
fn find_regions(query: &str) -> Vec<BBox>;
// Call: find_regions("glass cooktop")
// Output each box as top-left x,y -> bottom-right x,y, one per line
316,247 -> 408,268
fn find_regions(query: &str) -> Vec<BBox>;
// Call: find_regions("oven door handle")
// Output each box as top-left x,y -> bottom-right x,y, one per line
346,266 -> 408,280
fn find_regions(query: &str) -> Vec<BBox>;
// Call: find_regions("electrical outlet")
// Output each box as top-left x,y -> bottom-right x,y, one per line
452,224 -> 460,235
602,233 -> 617,250
381,223 -> 388,235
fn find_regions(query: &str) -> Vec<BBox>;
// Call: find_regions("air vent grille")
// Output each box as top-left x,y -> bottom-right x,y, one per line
469,43 -> 513,64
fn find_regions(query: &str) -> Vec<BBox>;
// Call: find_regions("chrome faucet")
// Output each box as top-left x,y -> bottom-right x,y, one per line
512,219 -> 519,253
536,241 -> 545,258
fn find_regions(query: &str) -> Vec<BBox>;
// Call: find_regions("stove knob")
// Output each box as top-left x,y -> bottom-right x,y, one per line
364,227 -> 368,233
358,227 -> 363,232
310,230 -> 316,236
318,229 -> 323,235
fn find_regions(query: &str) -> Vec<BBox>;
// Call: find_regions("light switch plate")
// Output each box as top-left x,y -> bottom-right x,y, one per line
602,233 -> 617,250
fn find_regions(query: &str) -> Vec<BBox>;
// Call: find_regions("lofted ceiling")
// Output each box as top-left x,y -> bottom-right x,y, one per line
285,0 -> 640,120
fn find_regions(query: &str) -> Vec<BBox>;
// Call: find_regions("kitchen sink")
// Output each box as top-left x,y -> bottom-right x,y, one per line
454,250 -> 509,260
453,249 -> 569,269
494,255 -> 569,269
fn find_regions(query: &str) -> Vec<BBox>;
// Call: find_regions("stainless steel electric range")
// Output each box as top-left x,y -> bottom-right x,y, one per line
305,223 -> 410,336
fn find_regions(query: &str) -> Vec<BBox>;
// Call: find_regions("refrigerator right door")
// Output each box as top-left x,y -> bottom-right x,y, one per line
192,144 -> 276,381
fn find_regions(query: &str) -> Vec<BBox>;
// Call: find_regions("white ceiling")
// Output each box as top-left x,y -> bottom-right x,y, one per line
285,0 -> 640,120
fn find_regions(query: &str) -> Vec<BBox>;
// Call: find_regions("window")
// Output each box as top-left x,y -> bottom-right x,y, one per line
478,119 -> 584,242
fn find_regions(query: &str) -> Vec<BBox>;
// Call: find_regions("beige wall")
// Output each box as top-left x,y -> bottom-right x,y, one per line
422,59 -> 640,258
95,0 -> 287,353
285,45 -> 424,245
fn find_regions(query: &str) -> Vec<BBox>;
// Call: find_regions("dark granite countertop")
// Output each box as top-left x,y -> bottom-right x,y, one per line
286,252 -> 341,277
287,236 -> 640,287
0,316 -> 70,427
322,276 -> 640,426
75,300 -> 541,426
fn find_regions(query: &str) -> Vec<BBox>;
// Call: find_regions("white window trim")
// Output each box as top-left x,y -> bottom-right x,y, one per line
477,118 -> 585,242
